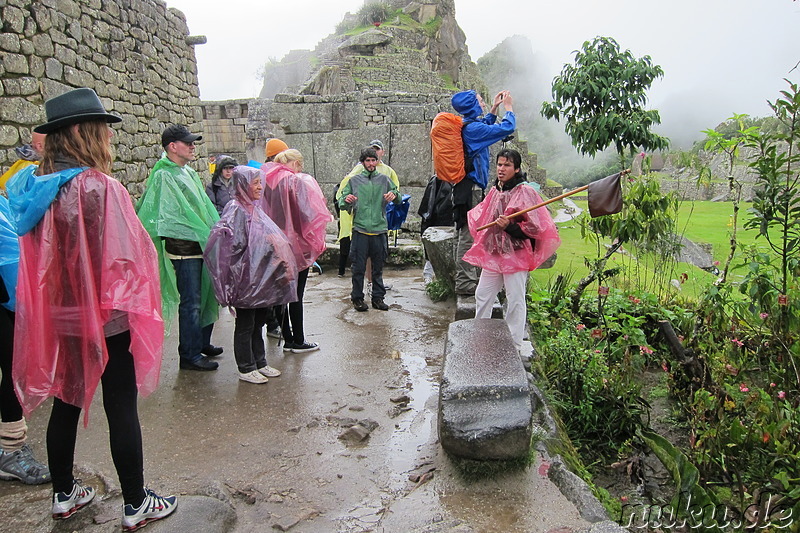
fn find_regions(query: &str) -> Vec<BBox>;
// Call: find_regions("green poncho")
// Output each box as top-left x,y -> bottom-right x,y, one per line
136,155 -> 220,329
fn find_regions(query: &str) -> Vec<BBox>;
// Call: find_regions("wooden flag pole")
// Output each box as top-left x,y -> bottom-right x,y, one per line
476,169 -> 629,231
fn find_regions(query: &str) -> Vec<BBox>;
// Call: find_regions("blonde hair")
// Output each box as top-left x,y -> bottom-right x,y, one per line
273,149 -> 303,168
39,120 -> 113,175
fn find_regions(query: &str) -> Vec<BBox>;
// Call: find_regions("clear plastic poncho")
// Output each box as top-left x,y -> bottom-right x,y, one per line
135,155 -> 220,329
463,181 -> 561,273
260,162 -> 332,270
204,166 -> 298,309
7,168 -> 164,422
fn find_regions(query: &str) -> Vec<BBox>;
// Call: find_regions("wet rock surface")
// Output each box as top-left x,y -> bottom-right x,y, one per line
439,319 -> 533,460
0,269 -> 593,532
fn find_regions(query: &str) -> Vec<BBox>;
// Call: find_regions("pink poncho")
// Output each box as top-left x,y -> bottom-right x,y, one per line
260,163 -> 333,270
13,169 -> 163,422
462,182 -> 561,273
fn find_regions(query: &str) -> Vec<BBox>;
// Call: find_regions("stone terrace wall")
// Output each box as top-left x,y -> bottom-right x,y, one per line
250,91 -> 453,231
200,91 -> 546,231
0,0 -> 203,196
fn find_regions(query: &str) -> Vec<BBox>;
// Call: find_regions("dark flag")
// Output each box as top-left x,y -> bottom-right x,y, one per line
587,172 -> 623,217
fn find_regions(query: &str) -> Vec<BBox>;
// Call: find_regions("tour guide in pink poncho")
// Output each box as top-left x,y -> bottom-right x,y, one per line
462,148 -> 560,352
5,88 -> 176,529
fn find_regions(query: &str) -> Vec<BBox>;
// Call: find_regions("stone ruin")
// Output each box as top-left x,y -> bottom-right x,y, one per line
1,0 -> 547,229
0,0 -> 209,197
201,0 -> 546,230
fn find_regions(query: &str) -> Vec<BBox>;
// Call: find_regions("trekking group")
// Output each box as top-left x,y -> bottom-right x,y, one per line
0,86 -> 559,530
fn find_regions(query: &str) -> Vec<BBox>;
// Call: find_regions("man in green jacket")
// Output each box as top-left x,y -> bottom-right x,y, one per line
339,147 -> 400,312
136,125 -> 221,371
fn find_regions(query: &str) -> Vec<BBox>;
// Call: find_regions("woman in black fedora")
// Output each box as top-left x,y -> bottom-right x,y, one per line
5,88 -> 177,530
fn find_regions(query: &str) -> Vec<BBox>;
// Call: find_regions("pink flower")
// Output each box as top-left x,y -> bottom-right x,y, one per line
760,312 -> 769,319
639,345 -> 654,355
713,260 -> 720,266
598,286 -> 609,296
778,391 -> 786,400
621,496 -> 629,502
639,152 -> 646,159
731,338 -> 744,347
661,362 -> 669,372
739,383 -> 749,393
576,324 -> 586,331
770,382 -> 776,388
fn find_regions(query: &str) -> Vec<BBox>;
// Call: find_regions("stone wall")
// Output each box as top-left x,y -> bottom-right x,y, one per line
198,90 -> 546,232
0,0 -> 204,196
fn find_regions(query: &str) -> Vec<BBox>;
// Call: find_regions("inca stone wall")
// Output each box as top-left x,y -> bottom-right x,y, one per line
200,90 -> 545,232
0,0 -> 204,196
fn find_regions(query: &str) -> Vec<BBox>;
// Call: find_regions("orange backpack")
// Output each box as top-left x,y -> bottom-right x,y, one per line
431,112 -> 466,185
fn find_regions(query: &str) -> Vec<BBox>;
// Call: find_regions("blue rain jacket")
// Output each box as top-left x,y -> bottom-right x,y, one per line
451,90 -> 516,190
0,196 -> 19,311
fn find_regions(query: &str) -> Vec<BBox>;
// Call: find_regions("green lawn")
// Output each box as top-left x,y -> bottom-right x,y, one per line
528,200 -> 767,300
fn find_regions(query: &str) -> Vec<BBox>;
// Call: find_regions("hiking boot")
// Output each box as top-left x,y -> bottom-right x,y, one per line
122,488 -> 178,531
292,342 -> 319,353
0,444 -> 51,485
352,299 -> 368,312
266,327 -> 281,339
52,480 -> 95,519
257,365 -> 282,377
371,298 -> 389,311
238,370 -> 268,384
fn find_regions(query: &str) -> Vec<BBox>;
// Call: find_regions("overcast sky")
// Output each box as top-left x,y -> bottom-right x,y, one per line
167,0 -> 799,145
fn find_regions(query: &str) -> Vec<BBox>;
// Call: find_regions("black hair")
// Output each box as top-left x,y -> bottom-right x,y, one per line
359,147 -> 378,163
496,148 -> 522,170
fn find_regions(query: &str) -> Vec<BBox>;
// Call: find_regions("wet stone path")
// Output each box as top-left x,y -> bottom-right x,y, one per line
0,268 -> 592,532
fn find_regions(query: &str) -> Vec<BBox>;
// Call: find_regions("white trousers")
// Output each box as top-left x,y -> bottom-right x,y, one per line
474,269 -> 529,351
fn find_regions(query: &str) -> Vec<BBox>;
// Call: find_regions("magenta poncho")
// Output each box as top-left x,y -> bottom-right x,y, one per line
10,168 -> 163,422
463,181 -> 560,273
260,162 -> 332,270
204,166 -> 298,309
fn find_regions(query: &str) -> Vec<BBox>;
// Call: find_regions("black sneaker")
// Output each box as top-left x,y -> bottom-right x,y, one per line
179,357 -> 219,371
352,299 -> 368,312
201,345 -> 223,357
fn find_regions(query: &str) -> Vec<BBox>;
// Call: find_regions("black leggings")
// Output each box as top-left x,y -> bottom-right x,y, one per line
0,308 -> 23,422
279,267 -> 310,345
47,331 -> 146,507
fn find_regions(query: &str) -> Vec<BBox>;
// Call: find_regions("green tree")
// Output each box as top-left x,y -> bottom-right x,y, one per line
541,36 -> 669,168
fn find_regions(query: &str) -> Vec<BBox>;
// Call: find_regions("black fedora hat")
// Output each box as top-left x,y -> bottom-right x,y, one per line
34,88 -> 122,134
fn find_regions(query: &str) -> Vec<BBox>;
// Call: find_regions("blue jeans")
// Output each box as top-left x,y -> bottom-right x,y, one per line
171,258 -> 213,364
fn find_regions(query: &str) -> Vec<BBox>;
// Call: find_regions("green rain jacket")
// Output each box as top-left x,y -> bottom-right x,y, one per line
338,168 -> 400,234
136,155 -> 220,328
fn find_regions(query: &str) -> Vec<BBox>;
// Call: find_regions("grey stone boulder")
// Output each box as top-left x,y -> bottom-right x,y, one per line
454,294 -> 503,321
422,226 -> 455,290
438,319 -> 533,460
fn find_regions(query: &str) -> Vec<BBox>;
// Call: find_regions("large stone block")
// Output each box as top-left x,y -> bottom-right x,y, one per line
386,104 -> 426,124
305,126 -> 391,187
271,102 -> 333,134
422,226 -> 455,292
438,319 -> 533,460
385,122 -> 431,188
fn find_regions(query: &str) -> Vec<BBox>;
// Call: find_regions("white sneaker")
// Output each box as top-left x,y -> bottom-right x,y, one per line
52,480 -> 95,519
238,370 -> 268,384
258,366 -> 281,378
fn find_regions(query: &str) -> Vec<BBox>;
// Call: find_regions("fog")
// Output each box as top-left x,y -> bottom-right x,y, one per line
167,0 -> 799,148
